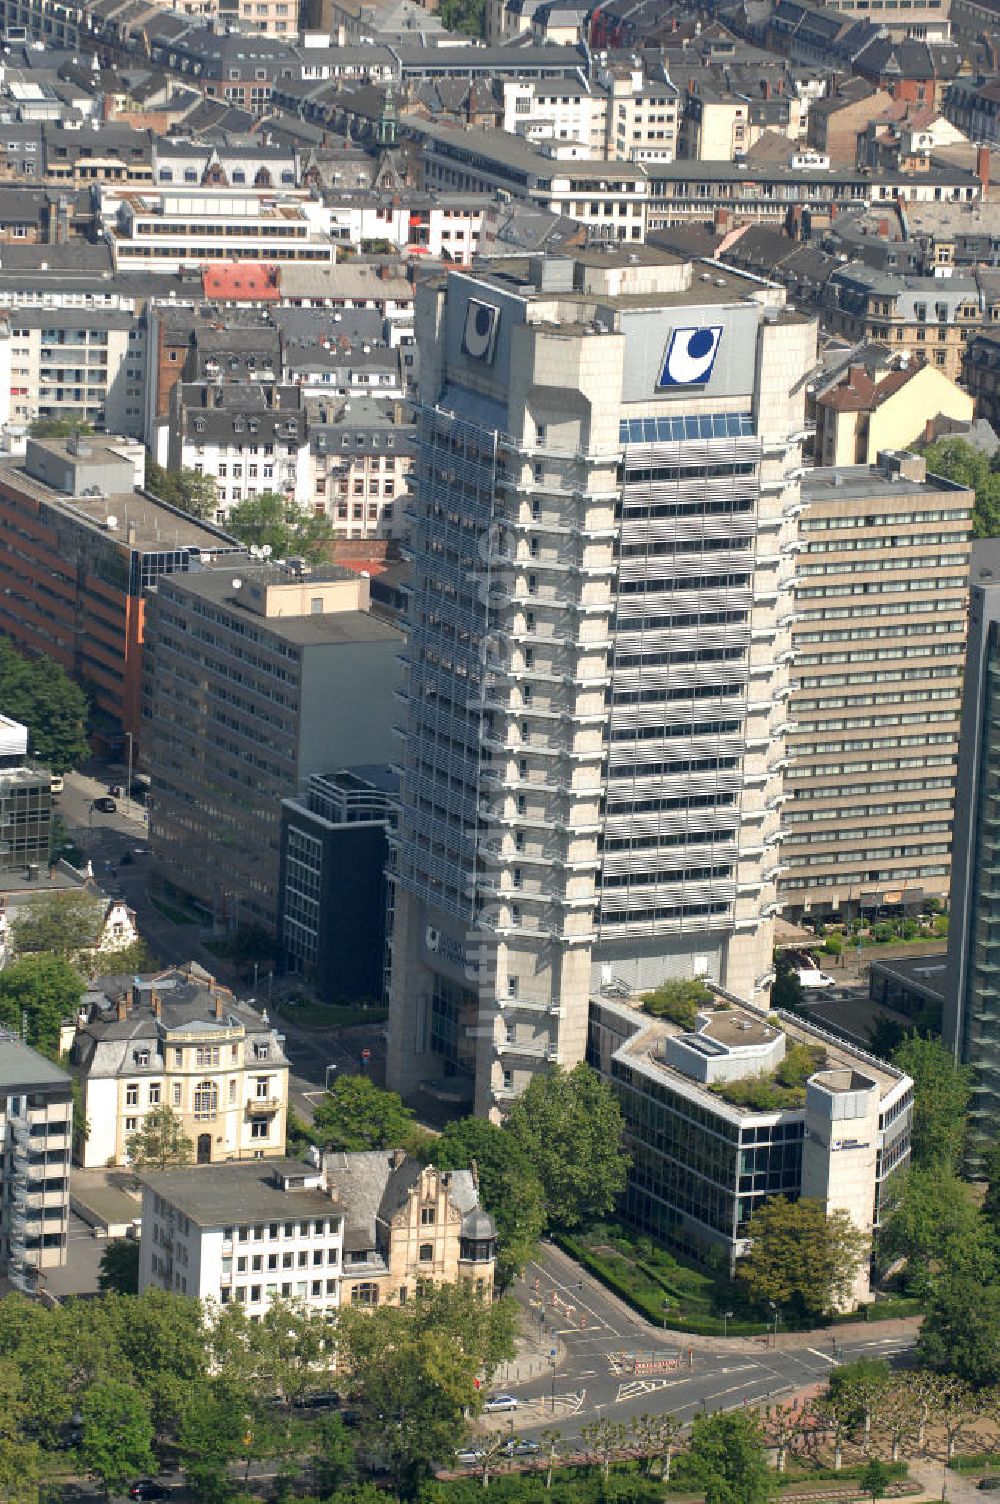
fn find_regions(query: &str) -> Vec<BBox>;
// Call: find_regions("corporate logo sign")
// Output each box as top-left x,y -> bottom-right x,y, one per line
462,298 -> 500,363
658,324 -> 723,388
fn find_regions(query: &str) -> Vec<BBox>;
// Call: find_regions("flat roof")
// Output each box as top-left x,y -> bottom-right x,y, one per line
33,484 -> 244,556
0,1035 -> 72,1092
605,991 -> 905,1117
802,464 -> 972,502
868,951 -> 947,1000
140,1159 -> 343,1227
159,567 -> 403,646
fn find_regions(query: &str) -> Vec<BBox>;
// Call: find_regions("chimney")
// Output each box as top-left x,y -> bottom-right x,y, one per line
878,217 -> 889,236
978,144 -> 990,201
127,521 -> 137,547
714,206 -> 731,230
116,993 -> 129,1022
213,990 -> 224,1020
151,989 -> 161,1019
764,79 -> 771,99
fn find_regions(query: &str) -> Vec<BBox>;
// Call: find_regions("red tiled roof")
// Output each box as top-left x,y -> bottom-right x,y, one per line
201,263 -> 280,301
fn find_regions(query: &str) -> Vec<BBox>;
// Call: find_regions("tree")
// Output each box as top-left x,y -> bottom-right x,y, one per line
683,1409 -> 776,1504
433,1116 -> 546,1290
811,1391 -> 855,1471
178,1379 -> 248,1504
892,1036 -> 971,1171
580,1418 -> 629,1481
105,1289 -> 211,1441
145,459 -> 218,521
439,0 -> 484,33
0,636 -> 89,773
983,1145 -> 1000,1236
226,492 -> 333,565
97,1239 -> 140,1295
918,1276 -> 1000,1388
29,418 -> 92,438
859,1458 -> 890,1504
337,1286 -> 517,1494
0,1359 -> 41,1504
11,890 -> 104,966
310,1075 -> 417,1153
922,437 -> 1000,538
641,978 -> 712,1028
878,1168 -> 994,1297
629,1412 -> 685,1480
127,1104 -> 194,1172
771,952 -> 803,1013
871,1381 -> 920,1462
827,1359 -> 890,1450
737,1197 -> 868,1318
0,953 -> 84,1054
80,1378 -> 155,1496
763,1403 -> 805,1473
506,1062 -> 629,1231
310,1412 -> 356,1497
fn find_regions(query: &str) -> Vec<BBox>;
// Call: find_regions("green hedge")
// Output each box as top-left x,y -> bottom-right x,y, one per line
949,1452 -> 1000,1474
555,1233 -> 769,1336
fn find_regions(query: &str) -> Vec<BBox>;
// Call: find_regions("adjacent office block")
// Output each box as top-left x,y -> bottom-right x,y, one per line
588,990 -> 912,1295
945,543 -> 1000,1169
0,433 -> 243,749
147,563 -> 403,932
278,766 -> 397,1002
388,248 -> 816,1118
0,715 -> 50,875
782,452 -> 973,918
0,1036 -> 72,1291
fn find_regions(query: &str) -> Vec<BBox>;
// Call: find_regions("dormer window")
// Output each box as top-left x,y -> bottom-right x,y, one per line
136,1048 -> 150,1067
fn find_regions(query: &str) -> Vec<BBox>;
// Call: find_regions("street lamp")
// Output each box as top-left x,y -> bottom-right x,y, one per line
124,731 -> 133,819
325,1063 -> 338,1091
663,1297 -> 672,1332
723,1309 -> 734,1339
768,1301 -> 780,1345
548,1355 -> 557,1415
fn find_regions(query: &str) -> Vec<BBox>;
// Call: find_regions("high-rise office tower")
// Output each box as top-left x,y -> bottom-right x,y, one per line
945,543 -> 1000,1170
388,249 -> 816,1118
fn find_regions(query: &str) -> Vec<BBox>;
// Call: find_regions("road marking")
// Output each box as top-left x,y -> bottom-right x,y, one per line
806,1348 -> 838,1365
616,1377 -> 684,1403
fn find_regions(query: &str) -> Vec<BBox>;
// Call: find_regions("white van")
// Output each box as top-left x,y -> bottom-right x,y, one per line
797,967 -> 836,989
49,774 -> 64,796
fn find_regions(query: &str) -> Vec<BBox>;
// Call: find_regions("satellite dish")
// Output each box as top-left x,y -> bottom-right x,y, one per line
261,544 -> 272,557
232,578 -> 243,589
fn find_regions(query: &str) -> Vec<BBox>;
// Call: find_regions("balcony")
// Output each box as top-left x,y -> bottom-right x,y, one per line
246,1096 -> 281,1117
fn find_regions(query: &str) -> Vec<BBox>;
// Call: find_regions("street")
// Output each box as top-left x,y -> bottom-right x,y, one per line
497,1244 -> 916,1441
55,767 -> 385,1120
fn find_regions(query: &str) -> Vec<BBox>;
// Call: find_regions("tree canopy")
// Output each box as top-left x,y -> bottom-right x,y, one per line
506,1061 -> 629,1231
310,1075 -> 417,1152
145,460 -> 218,521
918,1274 -> 1000,1388
923,437 -> 1000,538
11,891 -> 104,967
891,1035 -> 971,1172
0,954 -> 84,1054
737,1196 -> 868,1318
641,977 -> 713,1027
681,1409 -> 776,1504
879,1166 -> 994,1297
127,1104 -> 194,1172
0,637 -> 89,773
433,1114 -> 546,1290
225,491 -> 334,565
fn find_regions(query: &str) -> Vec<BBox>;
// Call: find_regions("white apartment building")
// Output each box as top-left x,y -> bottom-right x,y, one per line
309,397 -> 415,541
388,247 -> 816,1118
139,1159 -> 345,1309
501,68 -> 680,164
0,1036 -> 72,1290
160,385 -> 310,521
70,966 -> 289,1169
100,188 -> 337,273
6,308 -> 145,435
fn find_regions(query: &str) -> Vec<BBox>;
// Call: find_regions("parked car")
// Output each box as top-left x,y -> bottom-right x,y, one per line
483,1394 -> 518,1413
977,1481 -> 1000,1493
504,1439 -> 539,1456
93,797 -> 117,814
455,1448 -> 484,1466
128,1482 -> 169,1501
49,774 -> 64,796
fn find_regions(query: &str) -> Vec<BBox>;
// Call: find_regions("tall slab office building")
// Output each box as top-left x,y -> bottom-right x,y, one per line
388,248 -> 816,1118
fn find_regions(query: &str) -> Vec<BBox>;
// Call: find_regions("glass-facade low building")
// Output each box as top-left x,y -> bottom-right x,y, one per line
588,992 -> 912,1276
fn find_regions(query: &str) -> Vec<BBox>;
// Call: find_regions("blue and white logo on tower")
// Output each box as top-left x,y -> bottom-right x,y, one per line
658,324 -> 723,387
462,298 -> 500,363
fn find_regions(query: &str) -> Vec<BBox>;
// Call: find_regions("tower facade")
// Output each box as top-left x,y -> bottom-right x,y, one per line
388,249 -> 816,1118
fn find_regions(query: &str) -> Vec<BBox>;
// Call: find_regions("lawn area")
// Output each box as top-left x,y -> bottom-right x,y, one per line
557,1219 -> 770,1336
149,893 -> 199,926
278,997 -> 388,1031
